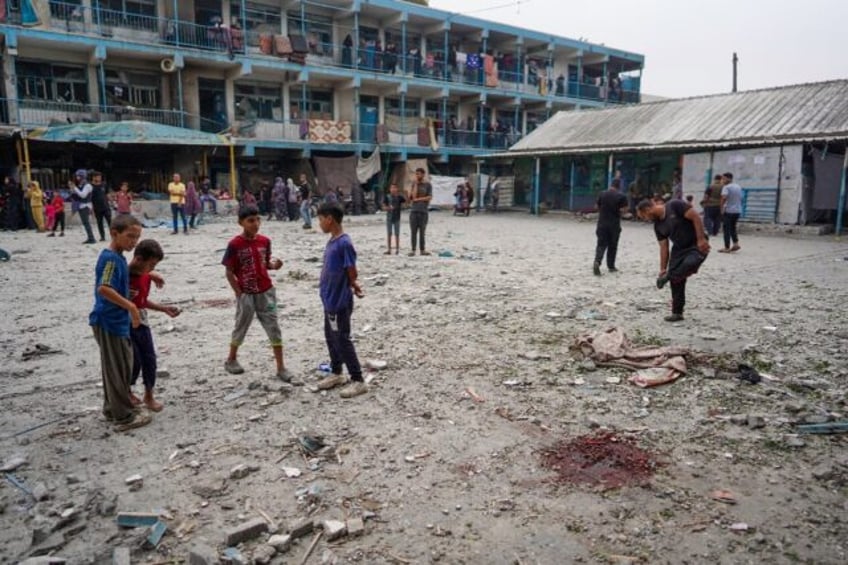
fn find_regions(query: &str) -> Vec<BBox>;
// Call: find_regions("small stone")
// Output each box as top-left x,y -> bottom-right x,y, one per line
321,519 -> 347,541
267,534 -> 292,552
785,436 -> 806,448
1,456 -> 27,472
579,360 -> 596,372
32,483 -> 50,501
365,359 -> 388,370
747,415 -> 766,429
188,543 -> 219,565
124,475 -> 143,491
112,547 -> 131,565
156,369 -> 170,379
65,475 -> 81,485
221,547 -> 246,565
224,518 -> 268,546
251,545 -> 276,565
346,517 -> 365,537
229,464 -> 251,479
288,518 -> 314,540
282,467 -> 301,478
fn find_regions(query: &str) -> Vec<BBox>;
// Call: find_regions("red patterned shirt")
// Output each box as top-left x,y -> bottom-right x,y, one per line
222,234 -> 273,294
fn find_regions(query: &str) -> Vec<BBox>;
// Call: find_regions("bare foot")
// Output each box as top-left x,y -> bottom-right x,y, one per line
143,393 -> 163,412
130,392 -> 142,406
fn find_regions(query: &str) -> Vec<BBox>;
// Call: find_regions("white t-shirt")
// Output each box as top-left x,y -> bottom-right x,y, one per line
721,183 -> 743,214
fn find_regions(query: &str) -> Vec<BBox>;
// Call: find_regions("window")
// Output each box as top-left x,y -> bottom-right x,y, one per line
288,11 -> 333,56
104,69 -> 160,108
424,101 -> 457,120
386,97 -> 420,118
16,62 -> 89,104
96,0 -> 155,17
235,83 -> 281,120
231,1 -> 281,46
49,0 -> 82,20
290,87 -> 333,119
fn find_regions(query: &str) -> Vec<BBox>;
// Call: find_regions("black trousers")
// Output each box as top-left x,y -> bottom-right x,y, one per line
704,206 -> 721,236
723,213 -> 740,248
324,303 -> 363,382
79,207 -> 96,242
52,211 -> 65,234
409,211 -> 429,252
671,279 -> 687,315
668,247 -> 707,315
131,324 -> 157,390
594,225 -> 621,269
94,206 -> 112,241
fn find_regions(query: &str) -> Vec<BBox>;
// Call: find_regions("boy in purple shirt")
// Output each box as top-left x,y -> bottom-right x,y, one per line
314,202 -> 367,398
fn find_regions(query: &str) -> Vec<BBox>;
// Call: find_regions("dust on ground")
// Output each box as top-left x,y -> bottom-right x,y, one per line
1,210 -> 847,564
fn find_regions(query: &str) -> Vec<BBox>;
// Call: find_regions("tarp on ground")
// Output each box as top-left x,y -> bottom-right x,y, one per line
29,120 -> 230,147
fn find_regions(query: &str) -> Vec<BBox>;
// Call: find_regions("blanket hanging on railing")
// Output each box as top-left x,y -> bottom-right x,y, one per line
356,147 -> 382,184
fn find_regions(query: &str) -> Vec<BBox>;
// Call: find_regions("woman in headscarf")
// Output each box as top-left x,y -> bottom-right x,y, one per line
27,180 -> 45,232
286,178 -> 299,221
271,177 -> 287,221
184,180 -> 202,230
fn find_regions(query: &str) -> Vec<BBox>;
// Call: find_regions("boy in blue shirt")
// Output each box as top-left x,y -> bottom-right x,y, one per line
314,202 -> 367,398
89,214 -> 152,431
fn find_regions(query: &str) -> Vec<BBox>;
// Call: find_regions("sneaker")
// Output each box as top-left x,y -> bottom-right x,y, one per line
339,381 -> 368,399
420,251 -> 431,256
317,373 -> 347,390
276,369 -> 294,383
663,313 -> 684,323
730,244 -> 741,252
47,233 -> 55,237
656,275 -> 669,289
224,359 -> 245,374
717,248 -> 730,253
114,412 -> 152,433
408,251 -> 416,257
83,239 -> 96,244
59,233 -> 64,237
593,262 -> 601,276
608,267 -> 618,273
384,250 -> 392,255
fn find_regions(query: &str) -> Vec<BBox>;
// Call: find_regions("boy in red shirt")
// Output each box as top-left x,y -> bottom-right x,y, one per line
129,239 -> 180,411
222,205 -> 293,381
46,191 -> 65,237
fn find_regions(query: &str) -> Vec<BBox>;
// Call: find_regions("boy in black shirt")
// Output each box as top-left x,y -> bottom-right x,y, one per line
382,183 -> 406,254
637,198 -> 711,322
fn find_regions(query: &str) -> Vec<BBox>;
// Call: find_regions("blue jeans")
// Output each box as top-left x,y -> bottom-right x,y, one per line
300,200 -> 312,227
171,203 -> 187,233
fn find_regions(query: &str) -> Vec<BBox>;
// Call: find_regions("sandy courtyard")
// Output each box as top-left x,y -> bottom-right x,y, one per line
1,209 -> 847,564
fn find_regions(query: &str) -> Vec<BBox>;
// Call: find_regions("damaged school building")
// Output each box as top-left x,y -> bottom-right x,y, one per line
491,79 -> 848,234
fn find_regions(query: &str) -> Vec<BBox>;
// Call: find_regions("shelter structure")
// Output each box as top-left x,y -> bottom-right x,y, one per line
490,79 -> 848,233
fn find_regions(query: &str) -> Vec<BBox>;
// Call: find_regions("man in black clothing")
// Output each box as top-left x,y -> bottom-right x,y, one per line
637,198 -> 711,323
593,179 -> 629,275
90,171 -> 112,241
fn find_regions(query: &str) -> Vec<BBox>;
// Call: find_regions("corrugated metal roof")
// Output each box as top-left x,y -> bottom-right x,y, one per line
498,79 -> 848,157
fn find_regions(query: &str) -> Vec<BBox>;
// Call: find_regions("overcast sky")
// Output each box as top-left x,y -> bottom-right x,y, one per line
429,0 -> 848,98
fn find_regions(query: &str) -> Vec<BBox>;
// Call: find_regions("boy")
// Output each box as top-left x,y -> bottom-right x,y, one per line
382,183 -> 406,254
222,205 -> 292,381
115,181 -> 133,215
315,202 -> 367,398
46,190 -> 65,237
89,214 -> 151,431
129,239 -> 180,412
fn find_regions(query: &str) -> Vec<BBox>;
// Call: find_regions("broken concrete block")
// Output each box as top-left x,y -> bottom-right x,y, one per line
229,464 -> 250,479
188,543 -> 219,565
251,545 -> 276,565
221,547 -> 246,565
288,518 -> 313,540
112,547 -> 130,565
124,475 -> 143,491
116,512 -> 159,528
144,520 -> 167,549
267,534 -> 291,552
0,456 -> 27,472
224,517 -> 268,546
19,558 -> 67,565
346,517 -> 365,537
321,519 -> 346,541
28,532 -> 66,557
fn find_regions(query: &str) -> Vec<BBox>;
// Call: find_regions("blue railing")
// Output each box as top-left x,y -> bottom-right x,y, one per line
742,188 -> 779,223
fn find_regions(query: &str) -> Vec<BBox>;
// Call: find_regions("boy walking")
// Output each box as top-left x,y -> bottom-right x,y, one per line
222,205 -> 293,381
89,214 -> 151,431
129,239 -> 180,412
315,202 -> 368,398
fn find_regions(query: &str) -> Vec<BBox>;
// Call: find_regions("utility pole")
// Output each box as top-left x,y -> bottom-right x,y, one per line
732,52 -> 738,93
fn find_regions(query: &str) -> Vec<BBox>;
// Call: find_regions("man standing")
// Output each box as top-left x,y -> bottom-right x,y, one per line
637,197 -> 711,323
298,173 -> 313,230
408,167 -> 432,256
167,173 -> 187,235
593,179 -> 629,275
69,169 -> 97,244
701,174 -> 723,237
90,171 -> 112,241
719,172 -> 743,253
199,175 -> 217,215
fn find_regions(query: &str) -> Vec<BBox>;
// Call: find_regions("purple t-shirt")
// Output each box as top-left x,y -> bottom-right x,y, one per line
319,233 -> 357,313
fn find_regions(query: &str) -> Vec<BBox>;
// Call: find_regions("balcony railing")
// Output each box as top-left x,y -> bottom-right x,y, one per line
2,3 -> 640,106
2,97 -> 189,128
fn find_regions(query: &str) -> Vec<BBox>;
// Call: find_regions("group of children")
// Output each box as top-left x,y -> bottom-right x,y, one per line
90,200 -> 367,431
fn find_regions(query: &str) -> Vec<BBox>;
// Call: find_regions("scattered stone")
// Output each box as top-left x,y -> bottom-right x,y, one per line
144,520 -> 167,549
346,517 -> 365,537
251,544 -> 276,565
65,475 -> 81,485
579,360 -> 596,372
229,464 -> 251,479
112,547 -> 130,565
785,436 -> 806,448
729,522 -> 750,531
156,369 -> 170,379
124,475 -> 143,490
31,482 -> 50,501
321,519 -> 347,541
282,467 -> 301,478
1,456 -> 27,472
365,359 -> 388,370
188,543 -> 219,565
19,558 -> 67,565
221,547 -> 246,565
747,415 -> 766,429
116,512 -> 160,528
224,517 -> 268,546
288,518 -> 314,540
267,534 -> 292,552
28,532 -> 66,556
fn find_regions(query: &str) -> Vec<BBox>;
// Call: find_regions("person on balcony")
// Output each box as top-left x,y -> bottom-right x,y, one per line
383,42 -> 398,74
342,34 -> 354,68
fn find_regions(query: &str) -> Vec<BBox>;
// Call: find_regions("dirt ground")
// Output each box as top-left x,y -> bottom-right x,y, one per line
1,209 -> 847,564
